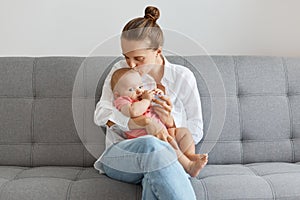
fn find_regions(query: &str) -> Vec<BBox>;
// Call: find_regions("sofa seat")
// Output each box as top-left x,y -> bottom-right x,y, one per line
193,162 -> 300,200
1,163 -> 300,200
0,166 -> 141,200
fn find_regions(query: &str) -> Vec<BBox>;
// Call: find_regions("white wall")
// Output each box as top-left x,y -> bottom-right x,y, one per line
1,0 -> 300,56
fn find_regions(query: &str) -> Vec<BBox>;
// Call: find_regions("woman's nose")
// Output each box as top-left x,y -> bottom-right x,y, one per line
128,60 -> 137,68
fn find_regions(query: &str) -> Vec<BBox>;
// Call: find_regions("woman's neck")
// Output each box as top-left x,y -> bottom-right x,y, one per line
148,54 -> 164,84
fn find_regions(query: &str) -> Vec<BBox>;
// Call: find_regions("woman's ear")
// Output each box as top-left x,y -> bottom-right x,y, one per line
156,47 -> 162,55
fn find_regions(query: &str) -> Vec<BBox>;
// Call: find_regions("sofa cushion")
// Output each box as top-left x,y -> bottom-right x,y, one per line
1,163 -> 300,200
0,166 -> 141,200
193,162 -> 300,199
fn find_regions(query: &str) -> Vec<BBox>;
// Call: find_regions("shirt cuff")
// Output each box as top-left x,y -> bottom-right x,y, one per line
109,108 -> 130,131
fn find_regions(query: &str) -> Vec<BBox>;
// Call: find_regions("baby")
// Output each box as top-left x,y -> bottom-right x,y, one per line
110,68 -> 208,177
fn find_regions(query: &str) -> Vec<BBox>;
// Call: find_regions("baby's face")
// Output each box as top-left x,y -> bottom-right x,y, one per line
114,71 -> 144,100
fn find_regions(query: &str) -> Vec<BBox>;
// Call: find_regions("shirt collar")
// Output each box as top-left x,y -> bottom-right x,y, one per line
161,55 -> 175,85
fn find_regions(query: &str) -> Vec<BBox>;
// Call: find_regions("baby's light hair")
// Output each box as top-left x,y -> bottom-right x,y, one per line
110,68 -> 137,91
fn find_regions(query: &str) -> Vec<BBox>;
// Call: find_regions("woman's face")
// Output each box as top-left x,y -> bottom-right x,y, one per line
121,39 -> 161,75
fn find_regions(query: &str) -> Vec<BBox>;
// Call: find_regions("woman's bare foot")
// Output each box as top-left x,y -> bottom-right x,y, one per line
187,155 -> 208,177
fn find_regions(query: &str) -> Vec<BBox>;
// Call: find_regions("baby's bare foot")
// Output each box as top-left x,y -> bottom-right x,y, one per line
188,153 -> 208,161
187,155 -> 208,177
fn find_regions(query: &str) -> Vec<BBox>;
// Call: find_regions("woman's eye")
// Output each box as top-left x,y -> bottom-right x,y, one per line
135,57 -> 144,61
139,86 -> 143,89
128,88 -> 134,92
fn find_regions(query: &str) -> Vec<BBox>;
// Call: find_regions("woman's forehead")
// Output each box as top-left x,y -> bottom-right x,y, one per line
121,39 -> 152,54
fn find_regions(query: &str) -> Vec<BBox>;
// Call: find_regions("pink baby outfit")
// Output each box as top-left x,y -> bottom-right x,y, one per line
114,96 -> 164,139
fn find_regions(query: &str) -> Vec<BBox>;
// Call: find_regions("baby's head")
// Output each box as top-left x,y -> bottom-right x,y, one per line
111,68 -> 144,100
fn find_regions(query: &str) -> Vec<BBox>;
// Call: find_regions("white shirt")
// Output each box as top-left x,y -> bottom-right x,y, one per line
94,56 -> 203,150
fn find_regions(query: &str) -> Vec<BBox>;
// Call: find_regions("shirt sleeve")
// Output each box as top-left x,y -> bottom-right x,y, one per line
94,61 -> 130,131
185,70 -> 203,144
174,68 -> 204,144
114,96 -> 133,111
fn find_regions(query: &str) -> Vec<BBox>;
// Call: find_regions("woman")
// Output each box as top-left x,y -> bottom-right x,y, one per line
94,6 -> 206,200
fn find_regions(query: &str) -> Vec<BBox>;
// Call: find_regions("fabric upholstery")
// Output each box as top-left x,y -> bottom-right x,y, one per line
180,56 -> 300,164
0,166 -> 141,200
193,162 -> 300,199
1,56 -> 300,199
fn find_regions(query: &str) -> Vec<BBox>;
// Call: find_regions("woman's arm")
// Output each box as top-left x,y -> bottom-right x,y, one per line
94,61 -> 130,130
179,69 -> 203,144
155,66 -> 203,144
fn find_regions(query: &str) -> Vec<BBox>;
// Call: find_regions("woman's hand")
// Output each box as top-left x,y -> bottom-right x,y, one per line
152,95 -> 175,128
152,95 -> 172,112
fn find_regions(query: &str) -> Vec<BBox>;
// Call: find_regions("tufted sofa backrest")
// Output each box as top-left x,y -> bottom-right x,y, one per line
180,56 -> 300,164
0,56 -> 299,166
0,57 -> 105,167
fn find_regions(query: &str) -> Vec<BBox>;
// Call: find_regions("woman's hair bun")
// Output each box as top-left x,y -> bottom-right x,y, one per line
144,6 -> 160,22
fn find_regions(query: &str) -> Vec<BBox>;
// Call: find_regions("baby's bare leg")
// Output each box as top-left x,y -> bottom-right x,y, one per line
174,147 -> 208,177
167,128 -> 208,177
168,128 -> 196,158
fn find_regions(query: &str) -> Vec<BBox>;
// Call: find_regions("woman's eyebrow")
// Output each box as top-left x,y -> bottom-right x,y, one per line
122,54 -> 144,59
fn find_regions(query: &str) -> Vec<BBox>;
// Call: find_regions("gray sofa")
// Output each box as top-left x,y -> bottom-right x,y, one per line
0,56 -> 300,200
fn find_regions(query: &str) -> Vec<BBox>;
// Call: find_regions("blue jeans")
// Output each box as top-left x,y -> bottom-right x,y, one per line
96,136 -> 196,200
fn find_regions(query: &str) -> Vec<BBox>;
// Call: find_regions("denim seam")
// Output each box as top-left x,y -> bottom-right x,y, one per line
101,154 -> 178,174
103,144 -> 176,158
145,174 -> 160,200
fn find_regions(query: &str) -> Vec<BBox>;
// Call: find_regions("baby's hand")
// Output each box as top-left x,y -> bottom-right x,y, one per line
132,115 -> 151,126
141,90 -> 154,101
